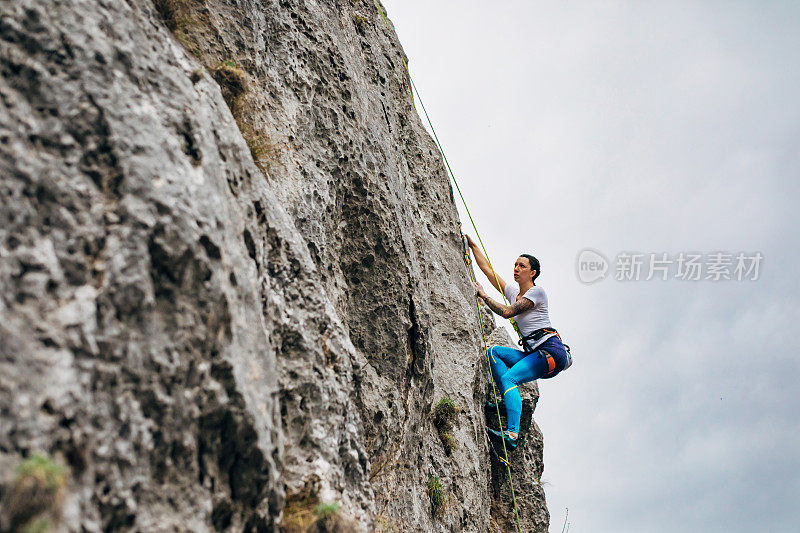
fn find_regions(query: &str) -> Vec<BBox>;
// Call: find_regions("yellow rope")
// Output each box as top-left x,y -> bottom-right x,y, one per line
463,252 -> 523,533
374,3 -> 522,530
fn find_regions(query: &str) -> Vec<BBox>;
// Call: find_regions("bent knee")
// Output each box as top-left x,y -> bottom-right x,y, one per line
500,374 -> 520,389
502,383 -> 520,397
487,345 -> 499,362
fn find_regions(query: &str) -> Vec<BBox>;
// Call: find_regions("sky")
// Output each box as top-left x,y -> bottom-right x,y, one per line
380,1 -> 800,531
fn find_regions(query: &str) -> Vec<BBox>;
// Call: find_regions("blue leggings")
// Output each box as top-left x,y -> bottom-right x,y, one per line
487,336 -> 569,433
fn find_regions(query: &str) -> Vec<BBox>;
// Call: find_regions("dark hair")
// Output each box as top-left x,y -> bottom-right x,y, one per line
519,254 -> 540,284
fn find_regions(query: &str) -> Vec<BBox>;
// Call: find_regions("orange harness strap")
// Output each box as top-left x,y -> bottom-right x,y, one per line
543,328 -> 562,341
543,350 -> 556,376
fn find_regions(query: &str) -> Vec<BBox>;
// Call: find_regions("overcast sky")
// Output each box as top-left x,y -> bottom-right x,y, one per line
381,1 -> 800,531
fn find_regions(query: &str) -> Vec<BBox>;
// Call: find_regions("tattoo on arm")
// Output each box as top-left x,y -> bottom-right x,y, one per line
507,297 -> 534,317
483,296 -> 533,318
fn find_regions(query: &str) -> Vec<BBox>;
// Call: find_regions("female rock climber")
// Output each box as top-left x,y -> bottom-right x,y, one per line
464,234 -> 571,449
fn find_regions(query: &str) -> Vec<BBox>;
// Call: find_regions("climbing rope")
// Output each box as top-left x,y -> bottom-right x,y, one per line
373,3 -> 522,531
463,247 -> 522,532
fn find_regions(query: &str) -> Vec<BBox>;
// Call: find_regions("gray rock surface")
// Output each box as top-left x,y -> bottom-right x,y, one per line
0,0 -> 550,531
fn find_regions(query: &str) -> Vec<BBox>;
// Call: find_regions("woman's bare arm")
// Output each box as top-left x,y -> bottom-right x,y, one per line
465,235 -> 506,293
474,282 -> 533,318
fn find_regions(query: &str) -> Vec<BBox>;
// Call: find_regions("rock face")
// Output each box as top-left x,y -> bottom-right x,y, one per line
0,0 -> 549,531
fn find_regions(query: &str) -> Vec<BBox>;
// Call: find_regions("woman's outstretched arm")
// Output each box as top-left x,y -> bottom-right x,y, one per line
464,234 -> 506,294
474,282 -> 533,318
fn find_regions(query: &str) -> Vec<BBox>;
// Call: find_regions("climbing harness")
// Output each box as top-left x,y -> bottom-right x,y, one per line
519,327 -> 574,374
519,327 -> 560,354
375,3 -> 523,530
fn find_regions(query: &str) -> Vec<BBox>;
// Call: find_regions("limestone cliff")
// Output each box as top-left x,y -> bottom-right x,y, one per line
0,0 -> 548,531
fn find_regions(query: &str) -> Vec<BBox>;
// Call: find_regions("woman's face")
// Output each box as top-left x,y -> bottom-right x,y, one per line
513,256 -> 535,283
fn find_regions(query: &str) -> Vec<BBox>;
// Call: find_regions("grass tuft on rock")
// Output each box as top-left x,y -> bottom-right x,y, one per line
153,0 -> 183,31
281,481 -> 319,533
156,3 -> 284,176
208,63 -> 284,176
427,475 -> 446,517
353,12 -> 369,31
3,453 -> 67,532
313,501 -> 339,521
433,397 -> 457,430
15,454 -> 66,492
440,432 -> 457,455
210,62 -> 248,103
152,0 -> 203,54
432,397 -> 458,455
22,518 -> 51,533
239,122 -> 284,175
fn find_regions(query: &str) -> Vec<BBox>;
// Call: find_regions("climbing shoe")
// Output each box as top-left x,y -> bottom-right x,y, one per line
487,428 -> 518,449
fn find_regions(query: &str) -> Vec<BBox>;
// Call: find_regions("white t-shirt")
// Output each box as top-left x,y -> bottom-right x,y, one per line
503,283 -> 552,337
